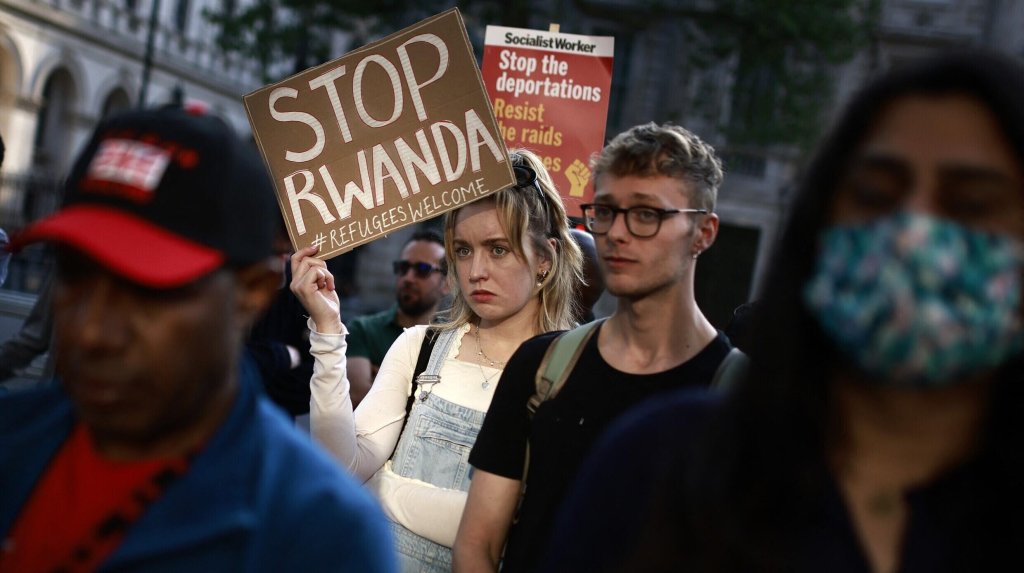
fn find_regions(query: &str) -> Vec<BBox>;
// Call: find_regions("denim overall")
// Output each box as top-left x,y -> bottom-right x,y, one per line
389,329 -> 486,573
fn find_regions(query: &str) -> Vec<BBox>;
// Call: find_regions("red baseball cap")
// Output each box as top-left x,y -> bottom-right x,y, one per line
13,106 -> 279,288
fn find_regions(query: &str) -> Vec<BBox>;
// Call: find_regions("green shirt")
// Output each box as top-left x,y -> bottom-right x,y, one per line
346,305 -> 404,367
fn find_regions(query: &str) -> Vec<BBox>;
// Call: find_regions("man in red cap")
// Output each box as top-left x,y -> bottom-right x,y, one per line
0,107 -> 395,572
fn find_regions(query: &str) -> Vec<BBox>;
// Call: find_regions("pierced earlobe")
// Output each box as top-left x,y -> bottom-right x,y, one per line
536,269 -> 550,286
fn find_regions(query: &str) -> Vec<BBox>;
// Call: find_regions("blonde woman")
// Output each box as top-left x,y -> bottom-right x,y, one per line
291,149 -> 583,572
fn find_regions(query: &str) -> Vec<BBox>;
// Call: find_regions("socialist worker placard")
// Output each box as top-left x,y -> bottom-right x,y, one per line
481,25 -> 614,217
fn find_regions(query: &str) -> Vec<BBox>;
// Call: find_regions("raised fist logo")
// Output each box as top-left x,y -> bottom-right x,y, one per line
565,159 -> 591,197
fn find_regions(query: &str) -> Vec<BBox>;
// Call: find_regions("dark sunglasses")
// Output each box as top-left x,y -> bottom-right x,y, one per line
511,163 -> 561,236
513,164 -> 539,190
392,260 -> 445,278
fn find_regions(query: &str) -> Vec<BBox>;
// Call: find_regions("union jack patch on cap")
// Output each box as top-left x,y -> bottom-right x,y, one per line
83,139 -> 172,202
11,106 -> 278,287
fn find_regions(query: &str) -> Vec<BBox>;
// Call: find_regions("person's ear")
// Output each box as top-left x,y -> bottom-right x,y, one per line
692,213 -> 719,257
540,237 -> 557,274
233,258 -> 284,330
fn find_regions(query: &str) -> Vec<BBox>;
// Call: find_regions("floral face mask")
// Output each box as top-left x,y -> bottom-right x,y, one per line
803,211 -> 1024,387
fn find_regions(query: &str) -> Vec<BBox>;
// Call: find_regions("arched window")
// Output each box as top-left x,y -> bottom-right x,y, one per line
175,0 -> 190,33
32,69 -> 76,174
101,87 -> 132,119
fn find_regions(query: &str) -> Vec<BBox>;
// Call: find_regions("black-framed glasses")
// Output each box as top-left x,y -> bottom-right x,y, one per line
580,204 -> 708,238
392,260 -> 444,278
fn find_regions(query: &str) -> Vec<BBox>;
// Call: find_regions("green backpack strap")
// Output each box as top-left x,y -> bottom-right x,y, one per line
711,347 -> 749,391
527,318 -> 606,418
515,319 -> 606,516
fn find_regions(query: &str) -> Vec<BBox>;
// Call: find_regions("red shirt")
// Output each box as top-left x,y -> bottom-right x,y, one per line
0,424 -> 188,573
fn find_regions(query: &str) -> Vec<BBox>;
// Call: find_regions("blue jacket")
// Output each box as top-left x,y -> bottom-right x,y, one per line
0,362 -> 396,572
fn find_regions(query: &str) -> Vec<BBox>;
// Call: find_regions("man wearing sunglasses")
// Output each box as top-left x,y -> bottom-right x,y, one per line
346,230 -> 448,407
456,123 -> 734,573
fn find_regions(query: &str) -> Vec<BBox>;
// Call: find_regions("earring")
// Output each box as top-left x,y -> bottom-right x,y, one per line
692,250 -> 702,260
536,269 -> 550,286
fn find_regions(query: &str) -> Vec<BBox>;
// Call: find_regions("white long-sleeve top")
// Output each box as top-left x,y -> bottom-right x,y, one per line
308,321 -> 501,547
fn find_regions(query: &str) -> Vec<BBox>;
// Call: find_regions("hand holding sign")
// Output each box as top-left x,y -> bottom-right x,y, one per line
290,245 -> 342,334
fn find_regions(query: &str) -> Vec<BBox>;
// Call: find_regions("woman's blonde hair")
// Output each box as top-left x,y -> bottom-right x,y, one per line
439,149 -> 583,334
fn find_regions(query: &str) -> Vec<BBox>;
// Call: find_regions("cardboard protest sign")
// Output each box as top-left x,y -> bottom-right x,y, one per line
481,25 -> 614,217
245,9 -> 515,258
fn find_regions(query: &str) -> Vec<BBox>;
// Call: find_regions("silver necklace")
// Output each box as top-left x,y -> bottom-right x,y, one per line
474,324 -> 505,390
477,363 -> 500,390
474,324 -> 507,368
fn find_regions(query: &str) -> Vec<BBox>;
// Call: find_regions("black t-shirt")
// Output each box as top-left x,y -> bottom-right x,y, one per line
469,323 -> 732,573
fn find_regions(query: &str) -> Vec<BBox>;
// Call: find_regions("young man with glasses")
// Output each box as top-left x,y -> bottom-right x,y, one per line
346,230 -> 449,407
453,122 -> 734,573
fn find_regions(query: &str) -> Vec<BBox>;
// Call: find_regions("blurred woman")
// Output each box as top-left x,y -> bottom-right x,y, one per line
291,149 -> 582,572
541,50 -> 1024,573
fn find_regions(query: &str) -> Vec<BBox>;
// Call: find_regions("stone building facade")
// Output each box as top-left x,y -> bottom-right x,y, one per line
2,0 -> 1023,376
